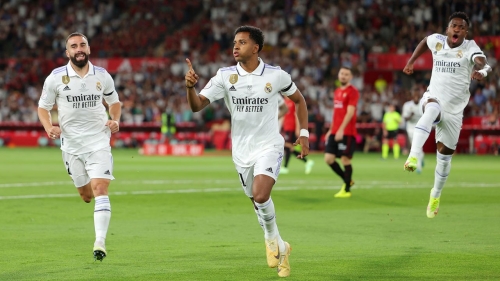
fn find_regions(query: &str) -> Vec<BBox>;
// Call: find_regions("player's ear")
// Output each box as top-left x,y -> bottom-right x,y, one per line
65,49 -> 69,59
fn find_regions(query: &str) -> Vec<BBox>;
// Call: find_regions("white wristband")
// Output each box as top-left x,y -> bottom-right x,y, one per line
478,69 -> 488,77
299,129 -> 309,138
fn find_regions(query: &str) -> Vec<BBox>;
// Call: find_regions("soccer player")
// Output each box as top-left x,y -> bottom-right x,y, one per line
184,26 -> 309,278
403,12 -> 491,218
324,67 -> 360,198
381,104 -> 402,160
38,32 -> 121,261
402,88 -> 424,172
280,95 -> 314,175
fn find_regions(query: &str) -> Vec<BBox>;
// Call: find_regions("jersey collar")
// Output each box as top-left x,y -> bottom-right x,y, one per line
66,60 -> 96,77
443,37 -> 466,50
236,57 -> 265,76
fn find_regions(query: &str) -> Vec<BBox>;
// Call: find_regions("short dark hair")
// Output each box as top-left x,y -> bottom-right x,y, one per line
234,26 -> 264,52
340,66 -> 352,72
449,12 -> 470,27
66,32 -> 88,45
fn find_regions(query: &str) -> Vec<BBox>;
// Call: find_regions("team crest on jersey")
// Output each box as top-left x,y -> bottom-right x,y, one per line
457,50 -> 463,58
96,82 -> 102,91
264,83 -> 272,93
435,42 -> 442,51
229,74 -> 238,84
62,75 -> 70,84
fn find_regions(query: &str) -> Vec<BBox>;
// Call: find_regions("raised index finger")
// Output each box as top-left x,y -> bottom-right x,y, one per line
185,58 -> 193,70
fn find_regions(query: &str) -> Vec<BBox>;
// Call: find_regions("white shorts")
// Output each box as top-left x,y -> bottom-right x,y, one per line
62,147 -> 115,188
235,150 -> 283,198
420,92 -> 463,150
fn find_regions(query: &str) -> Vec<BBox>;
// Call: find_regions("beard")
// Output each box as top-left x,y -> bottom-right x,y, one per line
70,53 -> 89,68
340,81 -> 348,86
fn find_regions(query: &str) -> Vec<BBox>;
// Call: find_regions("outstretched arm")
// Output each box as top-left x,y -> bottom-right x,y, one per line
185,58 -> 210,112
403,37 -> 429,75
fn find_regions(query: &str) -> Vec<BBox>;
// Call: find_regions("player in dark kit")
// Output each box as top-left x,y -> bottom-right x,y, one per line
324,67 -> 360,198
280,96 -> 314,175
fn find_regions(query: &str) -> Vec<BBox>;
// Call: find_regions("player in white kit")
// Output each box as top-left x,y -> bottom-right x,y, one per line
38,33 -> 121,261
185,26 -> 309,278
402,12 -> 491,218
401,88 -> 423,172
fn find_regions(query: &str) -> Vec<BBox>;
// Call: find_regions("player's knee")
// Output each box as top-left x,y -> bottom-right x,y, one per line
324,154 -> 335,165
253,193 -> 270,204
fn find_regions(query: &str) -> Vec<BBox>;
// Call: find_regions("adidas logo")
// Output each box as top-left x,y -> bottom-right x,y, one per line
229,85 -> 236,91
104,170 -> 110,175
63,86 -> 71,91
265,167 -> 273,173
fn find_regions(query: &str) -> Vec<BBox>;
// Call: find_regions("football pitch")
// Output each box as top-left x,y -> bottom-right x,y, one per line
0,148 -> 499,281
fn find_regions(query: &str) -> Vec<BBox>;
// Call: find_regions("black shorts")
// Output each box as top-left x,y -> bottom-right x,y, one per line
386,130 -> 398,140
325,135 -> 356,158
283,130 -> 296,143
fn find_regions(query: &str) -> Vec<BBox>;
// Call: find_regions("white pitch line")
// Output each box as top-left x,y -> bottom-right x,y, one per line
0,182 -> 498,200
1,179 -> 498,189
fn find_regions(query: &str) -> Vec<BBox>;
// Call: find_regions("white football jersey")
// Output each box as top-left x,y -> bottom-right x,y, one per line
39,61 -> 120,154
426,33 -> 485,114
402,100 -> 421,128
200,58 -> 297,167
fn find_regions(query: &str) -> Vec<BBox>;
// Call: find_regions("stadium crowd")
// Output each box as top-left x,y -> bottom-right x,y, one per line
1,0 -> 499,140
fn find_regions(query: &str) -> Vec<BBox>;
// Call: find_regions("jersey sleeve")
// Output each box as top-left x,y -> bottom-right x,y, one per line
199,69 -> 226,103
426,33 -> 446,51
102,71 -> 120,105
468,40 -> 486,63
347,87 -> 360,107
278,69 -> 297,96
38,74 -> 57,111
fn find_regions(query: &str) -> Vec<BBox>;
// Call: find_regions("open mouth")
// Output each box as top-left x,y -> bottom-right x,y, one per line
452,34 -> 459,43
76,53 -> 86,60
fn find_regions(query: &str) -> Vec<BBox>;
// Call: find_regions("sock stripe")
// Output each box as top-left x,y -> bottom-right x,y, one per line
415,126 -> 430,134
94,209 -> 111,212
262,214 -> 275,221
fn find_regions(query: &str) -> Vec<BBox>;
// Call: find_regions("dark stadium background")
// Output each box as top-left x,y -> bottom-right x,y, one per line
0,0 -> 499,154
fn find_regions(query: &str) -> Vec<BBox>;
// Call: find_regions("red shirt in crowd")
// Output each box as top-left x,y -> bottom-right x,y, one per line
331,85 -> 360,136
283,97 -> 297,132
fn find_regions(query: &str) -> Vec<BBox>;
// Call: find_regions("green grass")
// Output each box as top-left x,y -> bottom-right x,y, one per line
0,148 -> 499,280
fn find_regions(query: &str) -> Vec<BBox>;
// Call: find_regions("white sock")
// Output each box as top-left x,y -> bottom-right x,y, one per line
255,198 -> 286,253
431,152 -> 452,198
253,206 -> 264,231
94,195 -> 111,245
410,103 -> 441,158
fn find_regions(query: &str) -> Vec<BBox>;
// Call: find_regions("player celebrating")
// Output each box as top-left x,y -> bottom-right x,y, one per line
402,88 -> 423,172
280,95 -> 314,175
403,12 -> 491,218
185,26 -> 309,278
324,67 -> 360,198
38,33 -> 121,260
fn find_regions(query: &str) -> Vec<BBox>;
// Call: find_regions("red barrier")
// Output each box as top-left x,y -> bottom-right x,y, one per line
141,143 -> 204,156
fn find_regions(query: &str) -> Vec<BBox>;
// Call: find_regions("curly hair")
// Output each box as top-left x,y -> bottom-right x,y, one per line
234,26 -> 264,52
449,11 -> 470,27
